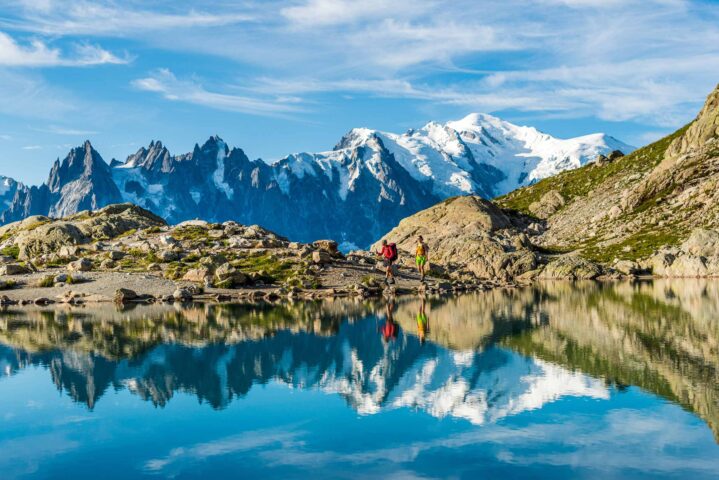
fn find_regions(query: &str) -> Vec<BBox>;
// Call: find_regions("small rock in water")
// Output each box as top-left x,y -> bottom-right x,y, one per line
114,288 -> 138,304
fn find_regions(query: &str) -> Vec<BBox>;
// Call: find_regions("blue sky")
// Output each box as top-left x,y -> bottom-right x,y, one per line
0,0 -> 718,185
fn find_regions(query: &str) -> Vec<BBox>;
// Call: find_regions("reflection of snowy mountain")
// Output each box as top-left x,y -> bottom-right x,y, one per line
0,316 -> 607,424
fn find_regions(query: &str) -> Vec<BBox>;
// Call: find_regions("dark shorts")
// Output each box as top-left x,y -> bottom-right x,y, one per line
383,258 -> 395,267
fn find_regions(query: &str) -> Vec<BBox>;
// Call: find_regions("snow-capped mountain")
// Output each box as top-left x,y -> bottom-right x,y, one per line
0,114 -> 632,246
0,176 -> 20,211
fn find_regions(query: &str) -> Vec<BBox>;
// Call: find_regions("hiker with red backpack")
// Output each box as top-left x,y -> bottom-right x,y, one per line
376,239 -> 398,285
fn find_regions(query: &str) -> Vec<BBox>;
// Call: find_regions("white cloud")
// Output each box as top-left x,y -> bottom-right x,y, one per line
2,1 -> 254,36
22,145 -> 42,150
0,70 -> 76,119
0,30 -> 128,66
281,0 -> 429,27
37,125 -> 98,135
132,69 -> 305,117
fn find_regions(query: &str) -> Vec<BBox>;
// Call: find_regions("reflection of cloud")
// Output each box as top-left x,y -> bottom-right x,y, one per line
143,427 -> 306,474
0,433 -> 80,478
255,406 -> 719,477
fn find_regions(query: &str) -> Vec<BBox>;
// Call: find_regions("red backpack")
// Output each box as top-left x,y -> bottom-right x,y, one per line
388,243 -> 398,262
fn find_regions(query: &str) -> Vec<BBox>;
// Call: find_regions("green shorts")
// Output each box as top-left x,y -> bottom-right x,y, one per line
415,255 -> 427,266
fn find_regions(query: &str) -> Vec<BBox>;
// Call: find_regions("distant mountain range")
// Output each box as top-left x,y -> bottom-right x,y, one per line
0,114 -> 632,247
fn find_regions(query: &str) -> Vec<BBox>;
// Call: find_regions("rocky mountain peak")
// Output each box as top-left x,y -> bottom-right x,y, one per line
333,128 -> 377,151
667,83 -> 719,159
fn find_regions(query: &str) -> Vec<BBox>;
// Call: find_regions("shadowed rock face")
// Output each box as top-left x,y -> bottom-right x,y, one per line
1,281 -> 717,438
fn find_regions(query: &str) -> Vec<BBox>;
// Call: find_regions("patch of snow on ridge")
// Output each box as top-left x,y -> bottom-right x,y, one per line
212,140 -> 233,199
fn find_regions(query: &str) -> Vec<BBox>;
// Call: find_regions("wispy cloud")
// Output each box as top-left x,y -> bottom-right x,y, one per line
2,1 -> 254,36
36,125 -> 98,136
0,70 -> 77,119
132,69 -> 305,117
0,30 -> 128,67
21,145 -> 42,150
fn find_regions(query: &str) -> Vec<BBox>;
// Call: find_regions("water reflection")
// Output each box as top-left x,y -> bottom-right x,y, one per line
1,280 -> 718,438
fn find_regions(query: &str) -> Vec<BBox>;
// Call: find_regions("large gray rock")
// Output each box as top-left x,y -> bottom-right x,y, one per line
68,258 -> 92,272
16,222 -> 88,261
539,256 -> 602,280
183,266 -> 213,283
313,240 -> 338,254
681,229 -> 719,257
114,288 -> 138,304
528,190 -> 566,219
373,196 -> 536,280
312,250 -> 332,265
0,263 -> 29,275
214,262 -> 247,287
664,255 -> 708,277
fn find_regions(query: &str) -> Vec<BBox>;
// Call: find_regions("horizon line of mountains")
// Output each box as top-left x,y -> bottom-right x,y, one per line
0,113 -> 632,247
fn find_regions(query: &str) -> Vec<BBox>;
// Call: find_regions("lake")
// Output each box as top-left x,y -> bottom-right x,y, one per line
1,280 -> 718,479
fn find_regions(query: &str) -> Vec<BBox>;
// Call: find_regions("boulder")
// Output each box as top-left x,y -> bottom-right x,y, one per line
664,255 -> 708,277
614,259 -> 640,275
312,250 -> 332,264
159,235 -> 178,246
372,196 -> 536,280
681,229 -> 719,257
0,263 -> 29,275
16,222 -> 88,260
650,252 -> 675,276
172,287 -> 192,301
114,288 -> 138,304
58,245 -> 81,258
108,250 -> 125,260
68,258 -> 92,272
228,236 -> 253,248
100,259 -> 116,270
313,240 -> 339,254
53,273 -> 69,283
528,190 -> 565,219
214,263 -> 247,288
182,266 -> 213,283
539,256 -> 602,280
158,250 -> 179,262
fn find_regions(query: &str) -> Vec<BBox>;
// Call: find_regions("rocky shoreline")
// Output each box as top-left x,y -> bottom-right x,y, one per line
0,204 -> 516,307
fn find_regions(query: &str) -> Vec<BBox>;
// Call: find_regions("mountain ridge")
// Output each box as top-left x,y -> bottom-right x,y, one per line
0,114 -> 632,247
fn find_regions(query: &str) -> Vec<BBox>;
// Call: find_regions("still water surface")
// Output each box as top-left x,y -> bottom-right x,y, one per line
1,280 -> 719,479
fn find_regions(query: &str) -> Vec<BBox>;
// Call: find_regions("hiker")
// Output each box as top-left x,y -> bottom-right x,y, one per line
415,235 -> 429,281
376,239 -> 398,285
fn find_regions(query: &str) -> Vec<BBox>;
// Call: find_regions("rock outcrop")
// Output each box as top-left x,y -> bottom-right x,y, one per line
6,203 -> 165,260
497,82 -> 719,275
373,196 -> 537,280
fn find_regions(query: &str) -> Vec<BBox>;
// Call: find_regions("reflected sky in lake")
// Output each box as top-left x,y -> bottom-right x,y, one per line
1,280 -> 719,479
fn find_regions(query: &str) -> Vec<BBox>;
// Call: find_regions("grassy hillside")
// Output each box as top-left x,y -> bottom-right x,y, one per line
497,124 -> 690,216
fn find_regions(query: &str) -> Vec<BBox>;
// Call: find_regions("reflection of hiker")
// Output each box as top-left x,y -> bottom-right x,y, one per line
416,296 -> 429,344
415,235 -> 429,281
380,299 -> 398,342
376,239 -> 398,285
